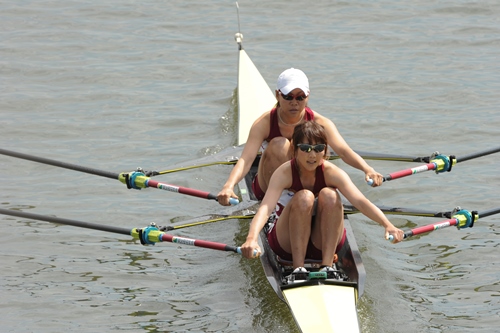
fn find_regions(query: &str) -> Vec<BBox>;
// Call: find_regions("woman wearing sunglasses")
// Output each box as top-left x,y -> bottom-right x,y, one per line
217,68 -> 384,206
239,121 -> 404,276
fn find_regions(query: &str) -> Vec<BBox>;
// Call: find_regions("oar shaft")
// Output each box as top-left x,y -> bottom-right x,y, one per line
352,150 -> 429,162
402,218 -> 458,239
161,234 -> 242,253
0,208 -> 131,235
0,148 -> 119,180
145,179 -> 238,205
456,146 -> 500,163
147,179 -> 214,200
479,208 -> 500,219
385,162 -> 437,181
366,162 -> 439,185
343,204 -> 452,218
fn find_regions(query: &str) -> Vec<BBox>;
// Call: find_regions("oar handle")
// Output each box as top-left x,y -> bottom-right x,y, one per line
222,197 -> 240,205
237,248 -> 261,257
387,231 -> 411,242
366,177 -> 386,186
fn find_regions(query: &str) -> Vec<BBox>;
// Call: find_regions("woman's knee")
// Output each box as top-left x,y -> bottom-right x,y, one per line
291,190 -> 315,211
266,137 -> 290,158
317,188 -> 342,209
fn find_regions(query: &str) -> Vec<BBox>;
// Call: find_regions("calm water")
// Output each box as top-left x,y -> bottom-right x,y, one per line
1,1 -> 499,332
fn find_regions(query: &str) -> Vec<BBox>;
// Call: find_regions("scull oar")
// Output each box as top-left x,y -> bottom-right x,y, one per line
0,148 -> 238,205
367,146 -> 500,185
166,203 -> 461,231
388,207 -> 500,241
0,208 -> 246,253
149,150 -> 438,176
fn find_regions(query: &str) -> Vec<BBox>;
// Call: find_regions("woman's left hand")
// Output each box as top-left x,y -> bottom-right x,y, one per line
385,226 -> 405,243
366,169 -> 384,187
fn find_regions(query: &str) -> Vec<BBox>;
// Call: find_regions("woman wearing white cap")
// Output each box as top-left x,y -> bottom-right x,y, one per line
217,68 -> 384,206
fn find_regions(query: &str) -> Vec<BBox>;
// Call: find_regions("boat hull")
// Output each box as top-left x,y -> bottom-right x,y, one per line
234,35 -> 365,331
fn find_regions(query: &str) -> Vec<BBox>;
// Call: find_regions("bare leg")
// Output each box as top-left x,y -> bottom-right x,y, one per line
275,190 -> 315,268
257,137 -> 291,193
310,187 -> 344,267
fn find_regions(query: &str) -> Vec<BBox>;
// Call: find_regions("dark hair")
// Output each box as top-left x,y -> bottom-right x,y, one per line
292,121 -> 328,156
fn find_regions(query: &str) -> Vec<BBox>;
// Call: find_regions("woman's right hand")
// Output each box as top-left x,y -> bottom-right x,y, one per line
217,187 -> 238,206
241,239 -> 261,259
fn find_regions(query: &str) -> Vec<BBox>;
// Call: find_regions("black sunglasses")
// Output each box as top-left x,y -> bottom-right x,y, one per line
296,144 -> 326,153
280,91 -> 308,101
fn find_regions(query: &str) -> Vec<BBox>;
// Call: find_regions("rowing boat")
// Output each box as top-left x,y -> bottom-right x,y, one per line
233,32 -> 366,333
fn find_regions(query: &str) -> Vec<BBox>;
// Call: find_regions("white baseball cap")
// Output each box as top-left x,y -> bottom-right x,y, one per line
276,68 -> 310,96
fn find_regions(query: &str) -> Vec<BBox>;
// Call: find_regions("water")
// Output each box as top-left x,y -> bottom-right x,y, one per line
1,1 -> 499,332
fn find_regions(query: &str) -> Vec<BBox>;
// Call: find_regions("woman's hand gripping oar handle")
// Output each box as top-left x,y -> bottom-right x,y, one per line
367,153 -> 456,186
387,208 -> 478,241
119,171 -> 239,205
366,177 -> 386,187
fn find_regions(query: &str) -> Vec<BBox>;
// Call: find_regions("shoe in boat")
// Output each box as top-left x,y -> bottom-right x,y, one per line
319,264 -> 340,279
286,267 -> 308,283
